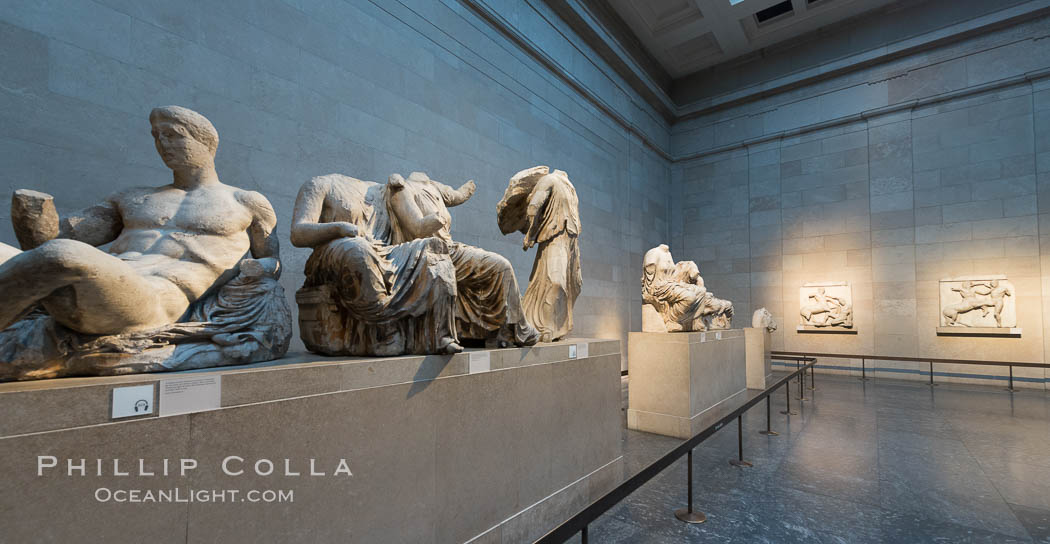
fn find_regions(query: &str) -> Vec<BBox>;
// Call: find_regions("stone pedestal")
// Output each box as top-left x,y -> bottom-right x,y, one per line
627,330 -> 746,439
0,340 -> 622,544
744,327 -> 772,389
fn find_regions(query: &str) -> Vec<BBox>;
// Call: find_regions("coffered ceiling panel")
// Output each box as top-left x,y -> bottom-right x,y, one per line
604,0 -> 900,77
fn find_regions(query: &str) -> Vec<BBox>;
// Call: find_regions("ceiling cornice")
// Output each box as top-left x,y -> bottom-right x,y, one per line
542,0 -> 677,121
543,0 -> 1050,124
457,0 -> 675,159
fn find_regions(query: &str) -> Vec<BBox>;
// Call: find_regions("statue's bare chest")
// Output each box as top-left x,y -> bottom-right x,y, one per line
119,188 -> 250,235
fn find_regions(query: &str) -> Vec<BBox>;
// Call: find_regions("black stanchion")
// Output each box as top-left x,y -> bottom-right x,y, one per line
581,525 -> 588,544
729,415 -> 753,467
780,381 -> 797,415
1007,365 -> 1019,392
860,357 -> 869,381
797,367 -> 808,401
759,395 -> 778,436
928,361 -> 937,387
675,449 -> 707,523
808,362 -> 816,391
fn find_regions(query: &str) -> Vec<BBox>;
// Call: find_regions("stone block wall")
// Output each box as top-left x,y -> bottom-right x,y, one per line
670,12 -> 1050,386
0,0 -> 671,367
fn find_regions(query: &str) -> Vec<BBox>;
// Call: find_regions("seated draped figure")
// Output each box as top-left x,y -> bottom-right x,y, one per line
641,244 -> 733,332
291,171 -> 540,356
0,106 -> 292,381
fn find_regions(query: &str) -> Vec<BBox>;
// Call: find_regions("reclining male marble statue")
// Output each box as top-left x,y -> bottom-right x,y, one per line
292,171 -> 540,356
497,166 -> 581,342
0,106 -> 291,381
641,244 -> 733,332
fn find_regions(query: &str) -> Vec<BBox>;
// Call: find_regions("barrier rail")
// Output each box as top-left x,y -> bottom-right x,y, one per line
534,358 -> 818,543
771,351 -> 1050,392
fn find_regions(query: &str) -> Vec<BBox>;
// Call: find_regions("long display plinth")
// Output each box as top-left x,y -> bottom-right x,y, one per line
627,330 -> 747,439
0,339 -> 622,544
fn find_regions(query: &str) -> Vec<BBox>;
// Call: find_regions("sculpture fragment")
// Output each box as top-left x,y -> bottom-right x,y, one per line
497,166 -> 581,342
0,106 -> 291,381
799,283 -> 853,329
292,171 -> 539,356
939,276 -> 1016,329
640,244 -> 733,332
752,308 -> 777,332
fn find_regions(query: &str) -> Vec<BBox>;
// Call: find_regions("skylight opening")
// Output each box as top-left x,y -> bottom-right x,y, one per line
755,0 -> 794,24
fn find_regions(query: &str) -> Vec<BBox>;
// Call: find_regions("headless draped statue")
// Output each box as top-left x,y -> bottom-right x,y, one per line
641,244 -> 733,332
497,166 -> 581,342
0,106 -> 291,381
292,171 -> 539,356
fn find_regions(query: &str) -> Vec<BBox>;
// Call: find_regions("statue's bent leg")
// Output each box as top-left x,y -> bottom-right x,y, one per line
0,239 -> 186,334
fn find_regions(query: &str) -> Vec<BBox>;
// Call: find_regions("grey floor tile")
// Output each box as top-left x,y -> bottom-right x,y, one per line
603,374 -> 1043,543
1010,503 -> 1050,543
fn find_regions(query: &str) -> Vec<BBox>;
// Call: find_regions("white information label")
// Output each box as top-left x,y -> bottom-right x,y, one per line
568,344 -> 578,359
576,342 -> 589,359
468,351 -> 491,374
700,333 -> 706,343
159,375 -> 221,417
715,331 -> 722,340
112,384 -> 155,419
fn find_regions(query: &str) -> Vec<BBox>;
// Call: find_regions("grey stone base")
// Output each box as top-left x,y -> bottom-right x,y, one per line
465,455 -> 624,544
0,339 -> 621,544
744,327 -> 772,389
626,330 -> 746,439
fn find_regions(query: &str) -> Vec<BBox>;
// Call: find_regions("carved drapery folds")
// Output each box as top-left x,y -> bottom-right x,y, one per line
497,166 -> 582,342
641,244 -> 733,332
292,172 -> 540,356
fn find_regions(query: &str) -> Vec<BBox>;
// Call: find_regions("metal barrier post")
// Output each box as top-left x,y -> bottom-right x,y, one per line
928,361 -> 937,387
581,526 -> 587,544
674,449 -> 706,523
780,382 -> 797,415
860,358 -> 869,381
809,362 -> 816,391
1007,365 -> 1018,392
759,395 -> 779,436
729,415 -> 753,467
797,367 -> 808,401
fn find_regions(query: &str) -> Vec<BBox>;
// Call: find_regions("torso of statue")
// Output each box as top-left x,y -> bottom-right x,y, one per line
109,183 -> 255,300
317,177 -> 376,228
400,179 -> 453,243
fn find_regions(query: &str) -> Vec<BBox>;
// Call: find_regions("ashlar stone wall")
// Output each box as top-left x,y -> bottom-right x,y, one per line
671,13 -> 1050,386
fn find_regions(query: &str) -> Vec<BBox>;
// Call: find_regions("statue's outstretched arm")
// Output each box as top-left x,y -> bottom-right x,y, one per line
435,179 -> 476,207
12,189 -> 122,250
289,178 -> 357,248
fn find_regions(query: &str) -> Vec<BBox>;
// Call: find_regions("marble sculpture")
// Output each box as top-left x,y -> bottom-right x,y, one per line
641,244 -> 733,332
799,283 -> 853,329
752,308 -> 777,332
939,276 -> 1015,328
292,171 -> 540,356
497,166 -> 581,342
0,106 -> 292,381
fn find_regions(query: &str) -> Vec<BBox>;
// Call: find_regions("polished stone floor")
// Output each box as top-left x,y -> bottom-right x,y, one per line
570,373 -> 1050,543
